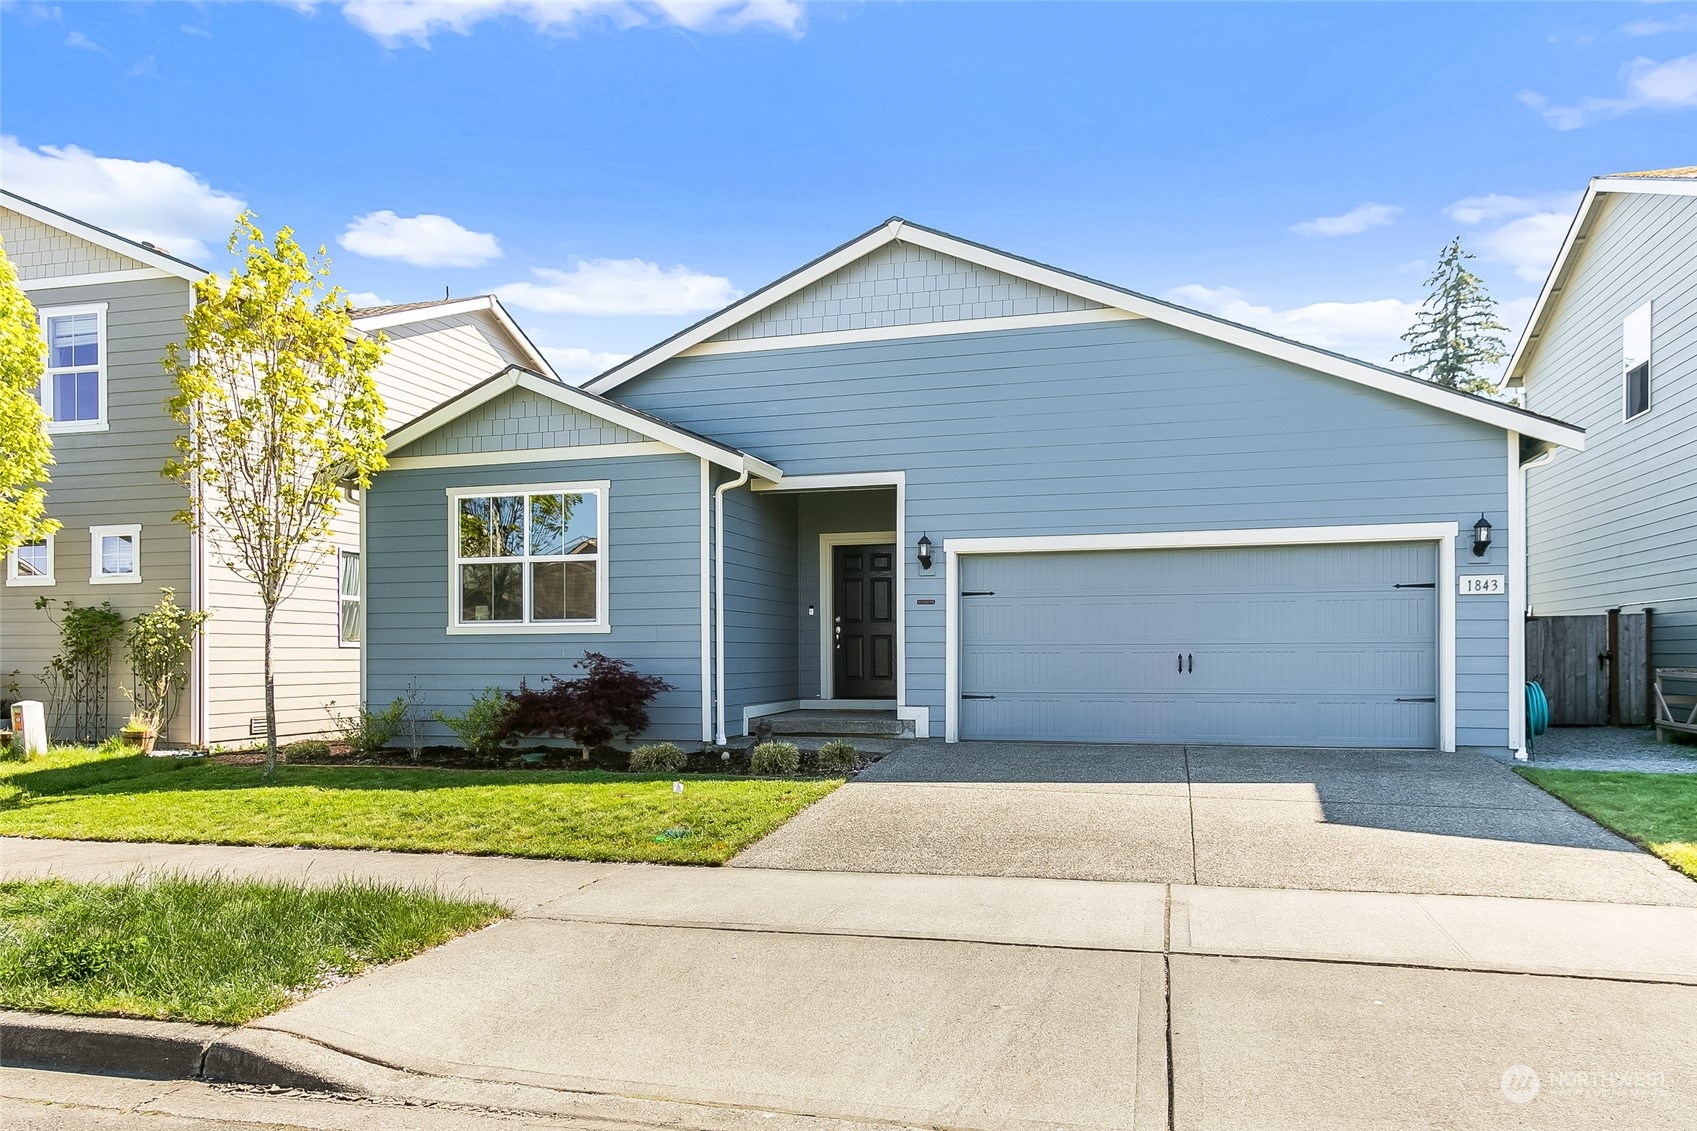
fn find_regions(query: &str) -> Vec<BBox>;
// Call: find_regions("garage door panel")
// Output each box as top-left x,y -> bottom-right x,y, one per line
959,543 -> 1438,747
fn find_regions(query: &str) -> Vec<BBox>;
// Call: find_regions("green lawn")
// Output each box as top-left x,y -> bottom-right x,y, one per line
1516,768 -> 1697,880
0,746 -> 841,864
0,874 -> 505,1023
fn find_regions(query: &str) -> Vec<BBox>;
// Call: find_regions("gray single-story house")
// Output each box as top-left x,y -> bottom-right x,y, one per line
363,219 -> 1583,755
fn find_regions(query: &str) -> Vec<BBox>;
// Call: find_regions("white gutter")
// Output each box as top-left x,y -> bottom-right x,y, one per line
713,467 -> 750,744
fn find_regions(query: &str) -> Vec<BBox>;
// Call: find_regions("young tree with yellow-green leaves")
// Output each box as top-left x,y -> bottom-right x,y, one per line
0,236 -> 58,557
165,216 -> 388,776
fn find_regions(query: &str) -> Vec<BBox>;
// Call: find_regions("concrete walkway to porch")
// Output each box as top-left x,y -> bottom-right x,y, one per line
730,741 -> 1697,905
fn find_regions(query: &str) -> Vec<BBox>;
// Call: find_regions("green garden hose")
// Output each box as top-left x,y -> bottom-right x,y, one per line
1525,681 -> 1550,752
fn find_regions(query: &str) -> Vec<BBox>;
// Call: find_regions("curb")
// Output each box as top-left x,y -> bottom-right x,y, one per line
0,1010 -> 228,1079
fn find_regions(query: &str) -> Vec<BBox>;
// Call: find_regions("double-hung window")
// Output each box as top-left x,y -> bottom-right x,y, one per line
338,550 -> 362,645
1623,301 -> 1652,421
6,535 -> 54,586
449,483 -> 607,632
89,524 -> 141,584
37,304 -> 108,432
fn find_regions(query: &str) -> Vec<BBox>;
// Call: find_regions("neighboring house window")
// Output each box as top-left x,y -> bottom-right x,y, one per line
338,549 -> 362,646
6,535 -> 55,586
37,304 -> 108,432
448,484 -> 607,631
89,524 -> 141,584
1623,301 -> 1651,420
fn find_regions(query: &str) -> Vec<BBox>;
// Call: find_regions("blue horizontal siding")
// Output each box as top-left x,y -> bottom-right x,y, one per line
618,317 -> 1514,748
365,452 -> 704,744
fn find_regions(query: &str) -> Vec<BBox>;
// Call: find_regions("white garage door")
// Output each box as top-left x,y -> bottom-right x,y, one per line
958,542 -> 1438,747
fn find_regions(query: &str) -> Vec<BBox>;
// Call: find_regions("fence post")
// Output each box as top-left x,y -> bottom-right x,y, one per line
1645,607 -> 1655,726
1607,608 -> 1621,726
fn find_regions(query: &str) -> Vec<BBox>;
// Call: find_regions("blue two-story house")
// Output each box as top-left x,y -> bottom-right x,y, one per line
362,219 -> 1583,756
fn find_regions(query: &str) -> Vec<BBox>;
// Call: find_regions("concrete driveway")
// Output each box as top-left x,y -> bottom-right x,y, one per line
731,742 -> 1697,905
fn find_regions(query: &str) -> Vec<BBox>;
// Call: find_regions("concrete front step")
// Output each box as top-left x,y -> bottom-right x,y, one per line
764,710 -> 909,739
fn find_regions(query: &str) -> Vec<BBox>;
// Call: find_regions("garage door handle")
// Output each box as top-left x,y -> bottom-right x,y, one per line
961,591 -> 995,597
1396,697 -> 1437,703
1177,653 -> 1183,672
1394,582 -> 1436,589
1187,653 -> 1193,673
961,694 -> 996,700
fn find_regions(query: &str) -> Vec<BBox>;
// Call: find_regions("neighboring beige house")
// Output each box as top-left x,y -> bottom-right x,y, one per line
0,190 -> 554,746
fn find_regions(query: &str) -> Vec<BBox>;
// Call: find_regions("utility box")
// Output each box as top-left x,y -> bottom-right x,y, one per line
10,701 -> 47,759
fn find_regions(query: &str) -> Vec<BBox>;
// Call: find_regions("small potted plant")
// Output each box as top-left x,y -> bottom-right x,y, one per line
119,709 -> 159,755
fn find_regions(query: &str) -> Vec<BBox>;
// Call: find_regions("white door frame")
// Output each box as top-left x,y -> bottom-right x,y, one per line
818,530 -> 899,699
943,522 -> 1459,749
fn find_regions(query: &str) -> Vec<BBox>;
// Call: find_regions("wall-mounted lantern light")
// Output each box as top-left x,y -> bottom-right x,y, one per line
1472,514 -> 1493,558
917,533 -> 933,572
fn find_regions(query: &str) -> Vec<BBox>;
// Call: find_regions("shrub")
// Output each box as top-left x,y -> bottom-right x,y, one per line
281,740 -> 330,760
628,742 -> 688,773
814,740 -> 858,774
325,697 -> 407,753
122,588 -> 208,738
434,688 -> 513,760
496,653 -> 674,758
750,741 -> 800,775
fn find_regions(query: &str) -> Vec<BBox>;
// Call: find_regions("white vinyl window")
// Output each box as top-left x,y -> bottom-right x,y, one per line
89,524 -> 141,584
338,549 -> 362,646
1623,301 -> 1651,421
37,304 -> 108,432
6,535 -> 55,586
447,483 -> 608,633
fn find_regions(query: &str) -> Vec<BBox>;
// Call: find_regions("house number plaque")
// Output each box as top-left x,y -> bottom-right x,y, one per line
1458,575 -> 1505,596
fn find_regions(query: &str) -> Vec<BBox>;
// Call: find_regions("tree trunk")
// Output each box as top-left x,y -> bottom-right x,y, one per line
262,602 -> 278,779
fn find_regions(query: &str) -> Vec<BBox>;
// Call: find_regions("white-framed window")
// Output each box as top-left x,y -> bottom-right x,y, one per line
1623,301 -> 1651,421
338,549 -> 362,646
89,524 -> 141,584
447,482 -> 608,633
6,534 -> 55,586
36,303 -> 108,432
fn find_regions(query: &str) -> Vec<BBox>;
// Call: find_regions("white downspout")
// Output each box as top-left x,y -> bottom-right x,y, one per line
713,466 -> 750,745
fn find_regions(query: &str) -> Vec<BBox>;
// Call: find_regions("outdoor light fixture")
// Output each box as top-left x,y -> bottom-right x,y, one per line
917,533 -> 933,571
1472,514 -> 1492,558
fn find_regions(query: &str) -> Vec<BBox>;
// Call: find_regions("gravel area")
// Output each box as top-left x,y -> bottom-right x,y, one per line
1521,726 -> 1697,774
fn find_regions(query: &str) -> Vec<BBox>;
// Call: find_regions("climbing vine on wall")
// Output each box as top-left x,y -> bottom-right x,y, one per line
34,597 -> 125,742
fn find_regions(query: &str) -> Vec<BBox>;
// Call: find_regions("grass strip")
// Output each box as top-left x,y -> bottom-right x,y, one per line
1515,767 -> 1697,880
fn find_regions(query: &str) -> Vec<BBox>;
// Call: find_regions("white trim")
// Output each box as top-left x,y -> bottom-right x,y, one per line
942,523 -> 1460,752
1507,432 -> 1527,758
352,296 -> 557,380
752,470 -> 906,492
336,546 -> 362,649
357,487 -> 369,716
386,442 -> 674,471
88,523 -> 142,585
818,531 -> 898,700
21,267 -> 173,291
5,533 -> 55,586
681,308 -> 1139,358
584,219 -> 1582,449
699,459 -> 713,743
36,302 -> 109,434
386,367 -> 780,480
444,481 -> 610,634
714,468 -> 751,743
1621,300 -> 1652,423
0,191 -> 209,281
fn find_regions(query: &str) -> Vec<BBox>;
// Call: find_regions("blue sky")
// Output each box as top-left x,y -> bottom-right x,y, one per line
2,1 -> 1693,379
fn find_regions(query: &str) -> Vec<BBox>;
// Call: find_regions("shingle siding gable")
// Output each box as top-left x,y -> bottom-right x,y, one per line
393,387 -> 647,458
0,207 -> 148,279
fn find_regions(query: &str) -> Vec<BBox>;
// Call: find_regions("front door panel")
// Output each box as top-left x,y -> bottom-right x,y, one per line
834,544 -> 897,699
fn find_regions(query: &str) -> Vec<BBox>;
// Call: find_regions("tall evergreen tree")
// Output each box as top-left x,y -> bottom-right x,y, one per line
1394,238 -> 1508,396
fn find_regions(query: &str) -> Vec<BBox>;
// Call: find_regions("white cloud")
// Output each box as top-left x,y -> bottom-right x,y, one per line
1520,52 -> 1697,129
338,210 -> 502,268
496,257 -> 740,316
1165,284 -> 1418,367
344,291 -> 390,308
1622,12 -> 1697,36
0,135 -> 246,262
540,344 -> 631,383
326,0 -> 802,46
1290,203 -> 1401,238
64,30 -> 109,54
1445,191 -> 1582,282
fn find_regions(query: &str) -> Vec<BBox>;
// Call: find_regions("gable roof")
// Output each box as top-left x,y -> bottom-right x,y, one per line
585,217 -> 1583,450
0,189 -> 211,282
385,364 -> 782,480
350,294 -> 557,380
1506,171 -> 1697,386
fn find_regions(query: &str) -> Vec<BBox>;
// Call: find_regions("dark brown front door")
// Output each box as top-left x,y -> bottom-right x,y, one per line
833,544 -> 897,699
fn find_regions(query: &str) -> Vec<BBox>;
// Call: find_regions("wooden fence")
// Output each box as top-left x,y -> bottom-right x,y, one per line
1525,611 -> 1649,726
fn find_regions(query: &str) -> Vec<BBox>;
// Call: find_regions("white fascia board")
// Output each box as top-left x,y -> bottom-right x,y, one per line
1,192 -> 209,281
1591,175 -> 1697,198
351,297 -> 498,331
22,267 -> 175,291
582,221 -> 906,394
682,308 -> 1138,358
942,523 -> 1459,556
752,470 -> 905,492
483,298 -> 558,380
